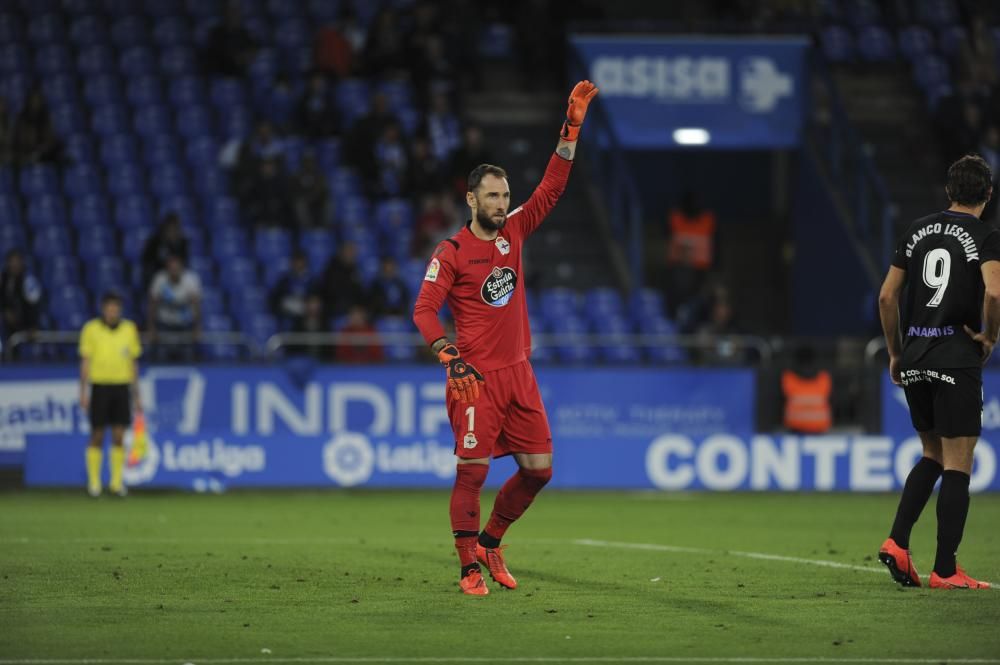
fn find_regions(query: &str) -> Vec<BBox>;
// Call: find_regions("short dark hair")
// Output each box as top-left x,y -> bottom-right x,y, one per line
946,154 -> 994,206
467,164 -> 507,192
101,291 -> 122,305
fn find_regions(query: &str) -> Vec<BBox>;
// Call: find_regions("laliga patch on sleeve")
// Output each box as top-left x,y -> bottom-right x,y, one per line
424,258 -> 441,282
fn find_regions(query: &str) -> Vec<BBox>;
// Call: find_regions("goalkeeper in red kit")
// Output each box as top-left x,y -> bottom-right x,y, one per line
412,81 -> 598,595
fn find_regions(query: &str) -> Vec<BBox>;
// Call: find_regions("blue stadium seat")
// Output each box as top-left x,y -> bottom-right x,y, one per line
374,198 -> 414,235
71,195 -> 110,228
938,25 -> 967,58
28,14 -> 66,44
917,0 -> 958,26
63,165 -> 103,199
317,138 -> 341,171
0,14 -> 24,44
106,163 -> 147,197
176,105 -> 214,138
300,229 -> 336,268
35,44 -> 74,74
77,45 -> 116,75
210,78 -> 248,110
242,312 -> 278,347
70,15 -> 109,46
19,165 -> 60,198
248,48 -> 279,87
86,256 -> 125,291
85,76 -> 124,107
169,76 -> 207,107
64,134 -> 96,165
160,46 -> 196,76
121,225 -> 153,260
143,134 -> 181,166
100,133 -> 139,166
150,165 -> 191,199
50,103 -> 86,136
119,47 -> 158,77
913,53 -> 951,91
188,255 -> 216,282
115,195 -> 154,230
857,25 -> 895,62
820,25 -> 854,63
90,104 -> 131,136
630,288 -> 666,321
254,228 -> 292,263
209,197 -> 241,227
77,227 -> 118,260
185,136 -> 219,168
64,0 -> 99,15
32,225 -> 72,257
42,255 -> 81,289
540,288 -> 581,319
584,287 -> 625,319
218,107 -> 252,139
42,74 -> 80,106
195,170 -> 229,201
641,316 -> 687,364
199,287 -> 226,316
212,233 -> 248,260
133,105 -> 173,136
898,26 -> 934,61
152,16 -> 191,46
0,223 -> 27,251
337,194 -> 370,224
306,0 -> 340,22
376,316 -> 416,362
158,194 -> 199,224
49,284 -> 88,319
0,43 -> 30,75
337,79 -> 372,124
110,15 -> 149,48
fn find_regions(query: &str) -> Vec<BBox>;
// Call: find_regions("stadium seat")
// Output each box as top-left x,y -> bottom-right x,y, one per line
69,15 -> 108,46
49,102 -> 87,136
106,164 -> 147,197
110,15 -> 148,48
176,105 -> 214,138
857,25 -> 895,62
77,227 -> 118,260
42,74 -> 80,106
133,105 -> 173,137
540,288 -> 582,319
144,136 -> 182,167
115,195 -> 154,230
300,229 -> 336,268
198,287 -> 226,317
376,316 -> 417,362
121,225 -> 153,261
897,26 -> 935,61
32,225 -> 72,257
42,255 -> 81,289
254,228 -> 292,264
35,44 -> 74,74
150,165 -> 191,199
584,288 -> 626,318
0,14 -> 24,44
938,25 -> 967,58
820,25 -> 854,63
917,0 -> 958,26
77,45 -> 116,75
64,133 -> 96,165
912,54 -> 951,91
120,47 -> 158,77
209,197 -> 241,227
91,104 -> 131,136
71,195 -> 110,228
160,46 -> 197,76
169,76 -> 207,108
28,14 -> 66,44
630,288 -> 666,321
64,165 -> 103,199
185,137 -> 219,169
19,165 -> 60,198
152,16 -> 191,46
126,75 -> 164,107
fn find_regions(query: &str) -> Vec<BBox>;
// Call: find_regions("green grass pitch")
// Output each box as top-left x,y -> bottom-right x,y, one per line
1,490 -> 999,662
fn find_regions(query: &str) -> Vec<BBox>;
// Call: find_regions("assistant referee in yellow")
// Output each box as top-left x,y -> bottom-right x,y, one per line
79,292 -> 142,497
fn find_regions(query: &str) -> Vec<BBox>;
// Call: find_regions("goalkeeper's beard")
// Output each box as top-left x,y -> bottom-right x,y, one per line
476,207 -> 507,233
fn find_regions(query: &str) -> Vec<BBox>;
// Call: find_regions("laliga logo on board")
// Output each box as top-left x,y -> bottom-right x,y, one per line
323,432 -> 376,487
123,432 -> 160,486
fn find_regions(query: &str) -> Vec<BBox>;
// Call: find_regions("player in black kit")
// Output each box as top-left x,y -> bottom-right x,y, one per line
877,154 -> 1000,589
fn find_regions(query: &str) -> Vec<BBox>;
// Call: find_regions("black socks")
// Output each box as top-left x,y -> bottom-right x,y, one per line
933,469 -> 971,578
889,457 -> 943,549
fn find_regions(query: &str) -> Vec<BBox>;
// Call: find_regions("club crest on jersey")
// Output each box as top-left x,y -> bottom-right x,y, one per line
495,236 -> 510,255
424,258 -> 440,282
463,433 -> 478,449
481,266 -> 517,307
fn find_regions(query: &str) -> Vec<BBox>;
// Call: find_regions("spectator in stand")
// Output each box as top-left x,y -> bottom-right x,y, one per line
321,242 -> 366,318
449,125 -> 493,195
374,121 -> 408,196
980,126 -> 1000,221
241,157 -> 293,228
227,120 -> 286,194
270,249 -> 316,331
426,91 -> 461,162
0,249 -> 42,350
694,286 -> 743,365
148,255 -> 202,362
335,305 -> 383,363
297,70 -> 340,139
288,293 -> 330,359
957,17 -> 998,93
201,0 -> 257,78
363,8 -> 406,75
13,86 -> 61,165
407,135 -> 446,196
141,212 -> 190,289
345,92 -> 397,188
0,96 -> 12,165
413,191 -> 457,256
665,190 -> 717,315
314,6 -> 363,79
292,151 -> 332,228
369,257 -> 410,318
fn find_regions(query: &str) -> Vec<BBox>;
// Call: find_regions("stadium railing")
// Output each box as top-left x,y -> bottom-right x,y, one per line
810,54 -> 897,271
3,330 -> 259,361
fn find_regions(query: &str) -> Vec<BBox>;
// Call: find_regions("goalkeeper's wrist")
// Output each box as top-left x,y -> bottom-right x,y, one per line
560,120 -> 581,143
430,337 -> 450,354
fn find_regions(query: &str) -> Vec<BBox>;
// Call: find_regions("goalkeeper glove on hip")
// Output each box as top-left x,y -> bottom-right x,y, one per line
437,343 -> 484,403
560,79 -> 599,142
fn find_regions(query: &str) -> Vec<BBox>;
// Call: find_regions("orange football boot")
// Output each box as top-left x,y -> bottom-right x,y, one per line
459,569 -> 489,596
477,543 -> 517,589
930,564 -> 991,589
878,538 -> 921,587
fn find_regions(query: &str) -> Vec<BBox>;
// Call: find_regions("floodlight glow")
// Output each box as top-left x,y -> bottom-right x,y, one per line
672,128 -> 711,145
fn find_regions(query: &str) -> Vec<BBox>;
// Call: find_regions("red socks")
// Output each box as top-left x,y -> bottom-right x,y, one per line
483,466 -> 552,543
450,464 -> 489,567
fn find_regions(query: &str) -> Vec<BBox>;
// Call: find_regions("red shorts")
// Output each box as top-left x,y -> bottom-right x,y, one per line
447,359 -> 552,459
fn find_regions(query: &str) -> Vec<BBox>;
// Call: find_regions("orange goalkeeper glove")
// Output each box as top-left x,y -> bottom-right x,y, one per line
437,343 -> 484,403
560,80 -> 599,142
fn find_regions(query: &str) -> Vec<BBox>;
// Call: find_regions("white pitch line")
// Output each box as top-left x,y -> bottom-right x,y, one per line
573,538 -> 884,574
3,658 -> 1000,664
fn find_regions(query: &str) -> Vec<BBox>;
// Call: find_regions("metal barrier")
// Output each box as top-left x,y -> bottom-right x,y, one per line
3,330 -> 259,361
264,331 -> 774,365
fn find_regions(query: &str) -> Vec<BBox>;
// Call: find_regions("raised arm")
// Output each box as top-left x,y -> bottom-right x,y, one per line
878,265 -> 907,385
509,81 -> 598,236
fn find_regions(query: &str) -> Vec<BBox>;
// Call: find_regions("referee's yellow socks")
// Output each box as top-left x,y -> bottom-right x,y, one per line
109,447 -> 124,492
86,447 -> 103,494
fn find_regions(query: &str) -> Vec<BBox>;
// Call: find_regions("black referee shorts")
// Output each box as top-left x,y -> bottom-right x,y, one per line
89,384 -> 132,429
900,367 -> 982,438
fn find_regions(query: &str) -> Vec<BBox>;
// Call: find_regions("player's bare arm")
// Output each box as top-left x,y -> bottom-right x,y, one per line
878,265 -> 906,385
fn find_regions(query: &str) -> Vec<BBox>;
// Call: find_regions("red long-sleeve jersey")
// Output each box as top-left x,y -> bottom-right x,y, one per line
412,153 -> 572,372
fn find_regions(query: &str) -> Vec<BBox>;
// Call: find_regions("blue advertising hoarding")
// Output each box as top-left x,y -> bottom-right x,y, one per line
571,35 -> 808,148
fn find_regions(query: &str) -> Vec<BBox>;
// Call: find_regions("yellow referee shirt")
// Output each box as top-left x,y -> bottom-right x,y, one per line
79,319 -> 142,385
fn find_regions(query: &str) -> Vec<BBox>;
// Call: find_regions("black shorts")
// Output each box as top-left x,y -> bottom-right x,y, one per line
900,367 -> 982,437
89,384 -> 132,429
